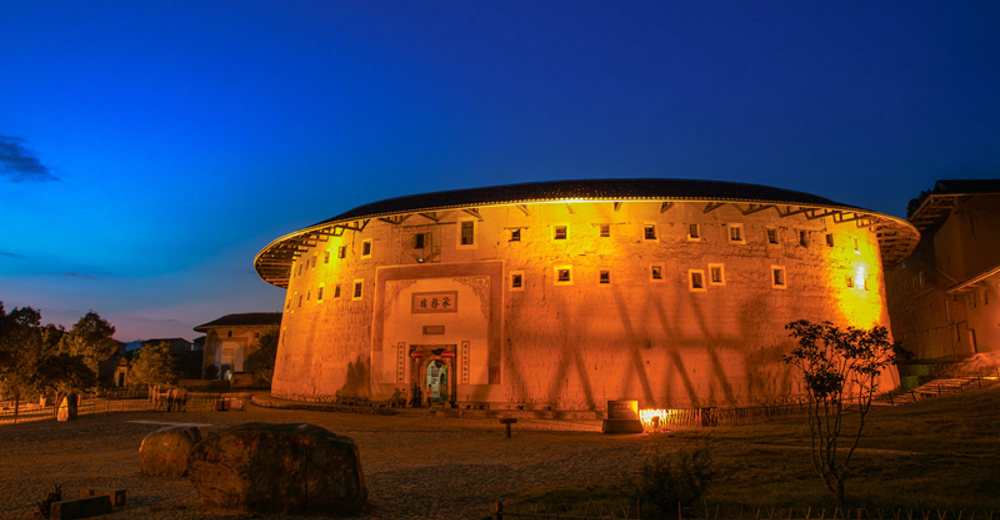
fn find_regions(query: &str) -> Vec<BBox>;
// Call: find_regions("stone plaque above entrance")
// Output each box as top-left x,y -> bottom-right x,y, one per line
411,291 -> 458,313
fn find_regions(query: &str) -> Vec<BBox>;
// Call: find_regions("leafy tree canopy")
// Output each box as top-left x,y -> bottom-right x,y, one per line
59,310 -> 117,372
35,353 -> 98,400
129,341 -> 179,388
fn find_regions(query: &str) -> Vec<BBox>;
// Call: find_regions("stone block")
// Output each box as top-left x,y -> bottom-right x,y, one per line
79,488 -> 126,508
187,422 -> 367,515
139,426 -> 202,477
601,418 -> 644,434
50,495 -> 112,520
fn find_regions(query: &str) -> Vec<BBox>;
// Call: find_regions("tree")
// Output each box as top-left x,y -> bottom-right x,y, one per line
129,341 -> 179,392
782,320 -> 895,508
0,303 -> 62,422
245,327 -> 279,385
35,354 -> 98,417
59,311 -> 118,375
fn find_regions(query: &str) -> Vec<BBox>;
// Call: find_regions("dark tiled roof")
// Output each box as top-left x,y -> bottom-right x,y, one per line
316,178 -> 862,225
933,179 -> 1000,195
193,312 -> 283,332
142,338 -> 191,344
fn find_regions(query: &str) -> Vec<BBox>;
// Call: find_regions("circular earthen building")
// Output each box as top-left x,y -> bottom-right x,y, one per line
255,179 -> 918,410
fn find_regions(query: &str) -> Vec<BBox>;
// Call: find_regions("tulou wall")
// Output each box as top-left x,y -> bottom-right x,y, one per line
268,199 -> 896,411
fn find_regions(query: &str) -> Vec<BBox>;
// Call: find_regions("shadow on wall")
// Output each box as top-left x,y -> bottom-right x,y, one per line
503,280 -> 807,410
337,357 -> 370,400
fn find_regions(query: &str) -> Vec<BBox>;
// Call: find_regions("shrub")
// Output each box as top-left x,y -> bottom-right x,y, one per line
633,444 -> 714,518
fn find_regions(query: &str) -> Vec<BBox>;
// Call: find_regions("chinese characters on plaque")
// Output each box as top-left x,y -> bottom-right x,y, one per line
411,291 -> 458,314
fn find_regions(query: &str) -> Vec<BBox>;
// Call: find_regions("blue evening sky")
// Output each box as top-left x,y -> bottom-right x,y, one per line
1,1 -> 997,341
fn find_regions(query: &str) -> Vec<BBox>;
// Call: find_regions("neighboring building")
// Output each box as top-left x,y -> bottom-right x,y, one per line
97,341 -> 129,387
142,338 -> 194,353
887,179 -> 1000,363
255,179 -> 918,410
194,313 -> 283,380
140,338 -> 201,380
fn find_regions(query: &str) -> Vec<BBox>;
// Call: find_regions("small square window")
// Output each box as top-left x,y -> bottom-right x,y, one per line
688,224 -> 700,240
353,280 -> 364,300
728,224 -> 744,243
414,233 -> 425,249
689,269 -> 706,291
599,270 -> 611,284
644,224 -> 657,241
510,272 -> 524,290
362,239 -> 372,257
799,231 -> 808,247
853,237 -> 860,253
510,229 -> 521,242
600,224 -> 611,238
318,286 -> 324,301
298,295 -> 303,307
772,266 -> 787,288
650,264 -> 663,281
227,330 -> 233,338
254,332 -> 260,339
338,246 -> 347,259
554,266 -> 573,285
324,251 -> 330,264
311,257 -> 316,269
554,225 -> 568,240
826,234 -> 835,247
846,276 -> 854,288
767,228 -> 778,244
709,264 -> 725,286
863,277 -> 869,291
460,221 -> 475,245
334,285 -> 341,298
307,289 -> 311,300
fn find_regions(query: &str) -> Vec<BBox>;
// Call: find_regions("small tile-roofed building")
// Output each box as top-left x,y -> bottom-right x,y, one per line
255,178 -> 917,410
195,312 -> 282,380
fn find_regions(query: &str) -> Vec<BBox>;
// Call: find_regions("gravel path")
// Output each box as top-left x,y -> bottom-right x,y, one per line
0,404 -> 673,519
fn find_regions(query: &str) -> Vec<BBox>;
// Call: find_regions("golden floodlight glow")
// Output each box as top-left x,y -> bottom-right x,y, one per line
640,408 -> 675,430
824,245 -> 884,330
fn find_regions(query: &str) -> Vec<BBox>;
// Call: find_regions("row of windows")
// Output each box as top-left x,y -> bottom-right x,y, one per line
293,221 -> 867,277
506,264 -> 785,291
288,279 -> 365,309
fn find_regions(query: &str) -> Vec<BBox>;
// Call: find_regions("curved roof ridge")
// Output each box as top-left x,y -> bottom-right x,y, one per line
317,178 -> 863,225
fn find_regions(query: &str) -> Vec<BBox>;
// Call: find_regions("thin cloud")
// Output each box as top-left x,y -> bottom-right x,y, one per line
64,272 -> 96,279
1,251 -> 26,258
0,136 -> 57,182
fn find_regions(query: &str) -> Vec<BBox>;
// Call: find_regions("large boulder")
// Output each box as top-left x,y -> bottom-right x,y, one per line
187,422 -> 367,516
139,426 -> 202,477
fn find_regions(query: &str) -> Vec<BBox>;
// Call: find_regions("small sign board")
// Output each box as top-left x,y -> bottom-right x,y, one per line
440,351 -> 455,358
409,351 -> 425,359
607,400 -> 639,420
411,291 -> 458,314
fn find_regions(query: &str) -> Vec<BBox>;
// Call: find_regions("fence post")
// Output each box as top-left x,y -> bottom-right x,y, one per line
495,501 -> 504,520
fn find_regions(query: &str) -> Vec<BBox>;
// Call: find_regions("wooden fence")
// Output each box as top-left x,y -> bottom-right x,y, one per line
0,396 -> 246,425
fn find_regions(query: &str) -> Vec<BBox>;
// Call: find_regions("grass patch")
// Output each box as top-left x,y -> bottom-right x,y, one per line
511,385 -> 1000,512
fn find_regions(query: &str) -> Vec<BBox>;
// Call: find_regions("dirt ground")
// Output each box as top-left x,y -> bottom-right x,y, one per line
0,403 -> 668,519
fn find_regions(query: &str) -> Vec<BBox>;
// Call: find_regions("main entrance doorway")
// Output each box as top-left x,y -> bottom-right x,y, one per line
409,344 -> 457,407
